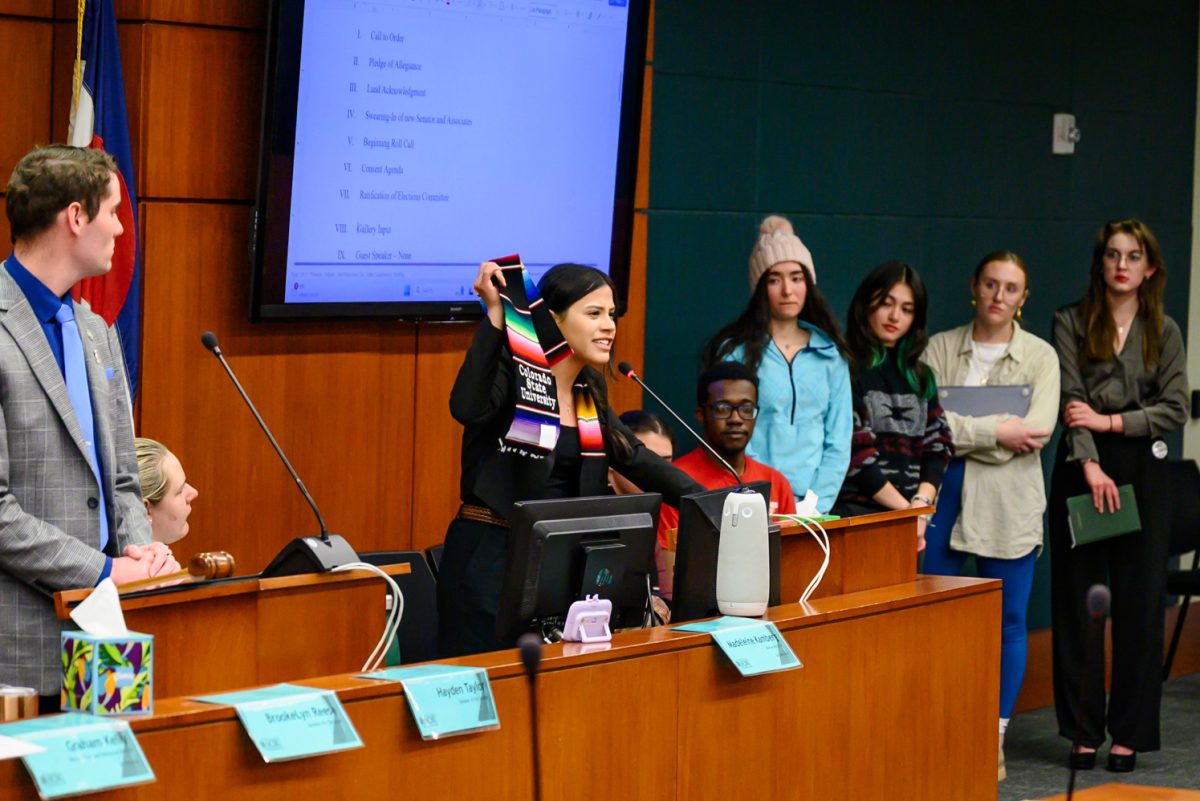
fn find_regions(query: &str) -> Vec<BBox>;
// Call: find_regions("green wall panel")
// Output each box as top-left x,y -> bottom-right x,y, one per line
653,0 -> 761,79
758,1 -> 931,94
925,99 -> 1071,220
757,86 -> 930,215
1067,110 -> 1195,224
1070,0 -> 1198,113
641,210 -> 760,433
922,0 -> 1073,104
650,73 -> 760,210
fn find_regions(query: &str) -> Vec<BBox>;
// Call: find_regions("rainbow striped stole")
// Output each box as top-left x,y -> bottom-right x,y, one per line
495,255 -> 570,454
574,383 -> 605,459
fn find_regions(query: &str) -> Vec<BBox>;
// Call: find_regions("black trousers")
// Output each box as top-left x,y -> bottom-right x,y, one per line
436,517 -> 514,658
1048,433 -> 1170,751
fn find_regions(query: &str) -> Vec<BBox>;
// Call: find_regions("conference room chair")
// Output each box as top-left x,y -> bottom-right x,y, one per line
425,543 -> 444,578
1163,459 -> 1200,679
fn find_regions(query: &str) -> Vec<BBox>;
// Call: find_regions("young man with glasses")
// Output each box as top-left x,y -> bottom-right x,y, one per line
658,362 -> 797,533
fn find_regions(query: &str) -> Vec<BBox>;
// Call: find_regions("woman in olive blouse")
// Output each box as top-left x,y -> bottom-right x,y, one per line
1049,219 -> 1188,774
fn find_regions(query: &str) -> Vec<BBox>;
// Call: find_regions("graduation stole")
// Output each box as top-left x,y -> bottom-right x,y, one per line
495,256 -> 604,459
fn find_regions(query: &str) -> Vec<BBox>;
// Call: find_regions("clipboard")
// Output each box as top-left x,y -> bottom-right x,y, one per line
1066,485 -> 1141,548
938,385 -> 1032,417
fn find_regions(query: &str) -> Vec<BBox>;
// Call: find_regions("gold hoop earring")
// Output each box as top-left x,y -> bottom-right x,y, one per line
970,297 -> 977,307
1015,307 -> 1023,321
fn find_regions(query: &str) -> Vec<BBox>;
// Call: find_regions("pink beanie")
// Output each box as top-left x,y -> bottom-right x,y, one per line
748,215 -> 815,292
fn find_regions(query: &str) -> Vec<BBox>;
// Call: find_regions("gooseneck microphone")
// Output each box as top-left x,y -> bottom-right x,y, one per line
617,362 -> 741,484
201,331 -> 329,540
200,331 -> 358,576
1067,583 -> 1112,801
518,633 -> 544,801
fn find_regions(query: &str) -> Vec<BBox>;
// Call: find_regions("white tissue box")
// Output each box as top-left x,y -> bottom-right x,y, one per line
60,631 -> 153,715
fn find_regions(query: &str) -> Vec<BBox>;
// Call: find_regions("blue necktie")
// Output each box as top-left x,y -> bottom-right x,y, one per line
55,302 -> 109,551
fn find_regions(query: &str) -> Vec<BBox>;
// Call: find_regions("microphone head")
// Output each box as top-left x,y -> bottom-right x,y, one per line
1086,584 -> 1111,619
200,331 -> 220,352
617,361 -> 636,379
517,632 -> 543,675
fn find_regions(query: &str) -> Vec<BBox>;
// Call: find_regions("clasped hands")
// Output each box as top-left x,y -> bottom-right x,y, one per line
111,542 -> 181,585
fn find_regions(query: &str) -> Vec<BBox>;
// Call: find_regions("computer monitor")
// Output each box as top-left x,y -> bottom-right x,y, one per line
495,493 -> 661,642
670,482 -> 782,624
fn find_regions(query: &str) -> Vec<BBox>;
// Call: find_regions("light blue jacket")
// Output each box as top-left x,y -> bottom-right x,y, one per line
727,322 -> 852,514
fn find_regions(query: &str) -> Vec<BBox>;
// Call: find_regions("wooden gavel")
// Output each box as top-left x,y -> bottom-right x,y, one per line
117,551 -> 236,594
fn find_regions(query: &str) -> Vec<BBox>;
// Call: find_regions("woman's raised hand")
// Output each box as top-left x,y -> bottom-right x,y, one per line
474,261 -> 507,328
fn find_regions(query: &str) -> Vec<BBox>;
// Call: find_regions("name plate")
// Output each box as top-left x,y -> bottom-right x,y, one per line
194,684 -> 363,762
674,616 -> 803,677
0,713 -> 154,798
361,664 -> 500,740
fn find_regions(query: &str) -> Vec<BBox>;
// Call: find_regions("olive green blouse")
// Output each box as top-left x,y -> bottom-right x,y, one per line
1052,304 -> 1189,464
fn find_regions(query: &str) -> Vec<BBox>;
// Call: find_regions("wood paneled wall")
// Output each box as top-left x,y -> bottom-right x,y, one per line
0,0 -> 651,571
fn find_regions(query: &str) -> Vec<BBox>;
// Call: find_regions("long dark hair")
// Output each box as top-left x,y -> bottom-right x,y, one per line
537,263 -> 630,458
1078,219 -> 1166,369
846,260 -> 934,399
701,265 -> 847,370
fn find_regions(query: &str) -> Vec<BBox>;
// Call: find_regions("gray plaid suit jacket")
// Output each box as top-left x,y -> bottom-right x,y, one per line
0,264 -> 150,694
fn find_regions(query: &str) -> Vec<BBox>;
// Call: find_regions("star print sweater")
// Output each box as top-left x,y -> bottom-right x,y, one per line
836,348 -> 953,509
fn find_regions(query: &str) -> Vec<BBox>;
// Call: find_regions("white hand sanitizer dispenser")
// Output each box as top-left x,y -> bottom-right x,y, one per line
716,490 -> 769,616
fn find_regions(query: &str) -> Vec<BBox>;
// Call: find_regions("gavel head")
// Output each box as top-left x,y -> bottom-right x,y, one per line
187,551 -> 235,579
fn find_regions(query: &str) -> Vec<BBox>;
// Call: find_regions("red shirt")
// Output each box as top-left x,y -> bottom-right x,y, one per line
658,448 -> 797,545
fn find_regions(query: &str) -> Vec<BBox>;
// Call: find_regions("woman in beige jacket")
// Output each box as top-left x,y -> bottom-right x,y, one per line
922,251 -> 1060,780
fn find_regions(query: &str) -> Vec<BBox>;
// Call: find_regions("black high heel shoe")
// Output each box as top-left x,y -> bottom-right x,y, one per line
1107,750 -> 1137,773
1068,749 -> 1097,770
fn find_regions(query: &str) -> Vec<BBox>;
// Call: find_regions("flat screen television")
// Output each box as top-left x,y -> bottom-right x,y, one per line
496,493 -> 660,642
250,0 -> 650,320
670,482 -> 782,624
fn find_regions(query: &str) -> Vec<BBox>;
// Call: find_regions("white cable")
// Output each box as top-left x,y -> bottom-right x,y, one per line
332,561 -> 405,672
341,563 -> 399,671
773,514 -> 831,603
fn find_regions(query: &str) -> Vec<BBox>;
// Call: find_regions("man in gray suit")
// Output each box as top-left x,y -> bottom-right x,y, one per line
0,145 -> 179,704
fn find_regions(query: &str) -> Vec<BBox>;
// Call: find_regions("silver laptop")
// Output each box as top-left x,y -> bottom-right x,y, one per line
938,385 -> 1032,417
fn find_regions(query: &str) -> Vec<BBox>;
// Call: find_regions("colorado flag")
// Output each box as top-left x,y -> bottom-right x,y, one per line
68,0 -> 141,397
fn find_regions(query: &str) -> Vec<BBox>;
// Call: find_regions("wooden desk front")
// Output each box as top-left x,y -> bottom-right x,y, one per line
777,507 -> 923,601
4,576 -> 1001,801
52,565 -> 409,698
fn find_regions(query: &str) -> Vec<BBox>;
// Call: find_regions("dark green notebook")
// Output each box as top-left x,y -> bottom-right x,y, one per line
1066,485 -> 1141,548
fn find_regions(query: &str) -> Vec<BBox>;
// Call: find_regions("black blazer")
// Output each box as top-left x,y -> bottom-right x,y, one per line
450,321 -> 702,519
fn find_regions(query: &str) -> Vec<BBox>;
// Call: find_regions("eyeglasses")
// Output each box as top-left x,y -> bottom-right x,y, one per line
706,401 -> 759,420
1104,249 -> 1144,265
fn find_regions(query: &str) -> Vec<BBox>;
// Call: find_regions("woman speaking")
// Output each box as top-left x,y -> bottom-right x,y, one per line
439,259 -> 701,656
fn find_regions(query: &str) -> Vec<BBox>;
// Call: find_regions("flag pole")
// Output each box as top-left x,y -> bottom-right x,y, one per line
70,0 -> 87,135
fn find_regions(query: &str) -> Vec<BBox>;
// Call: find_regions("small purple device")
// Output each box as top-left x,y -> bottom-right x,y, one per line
562,594 -> 613,643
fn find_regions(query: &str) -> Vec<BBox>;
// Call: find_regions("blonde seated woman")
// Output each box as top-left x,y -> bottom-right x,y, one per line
135,438 -> 199,545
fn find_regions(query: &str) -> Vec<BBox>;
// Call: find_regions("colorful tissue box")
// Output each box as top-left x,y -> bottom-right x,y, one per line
60,631 -> 153,715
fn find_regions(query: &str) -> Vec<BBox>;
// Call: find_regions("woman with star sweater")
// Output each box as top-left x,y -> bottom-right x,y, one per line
833,260 -> 952,552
